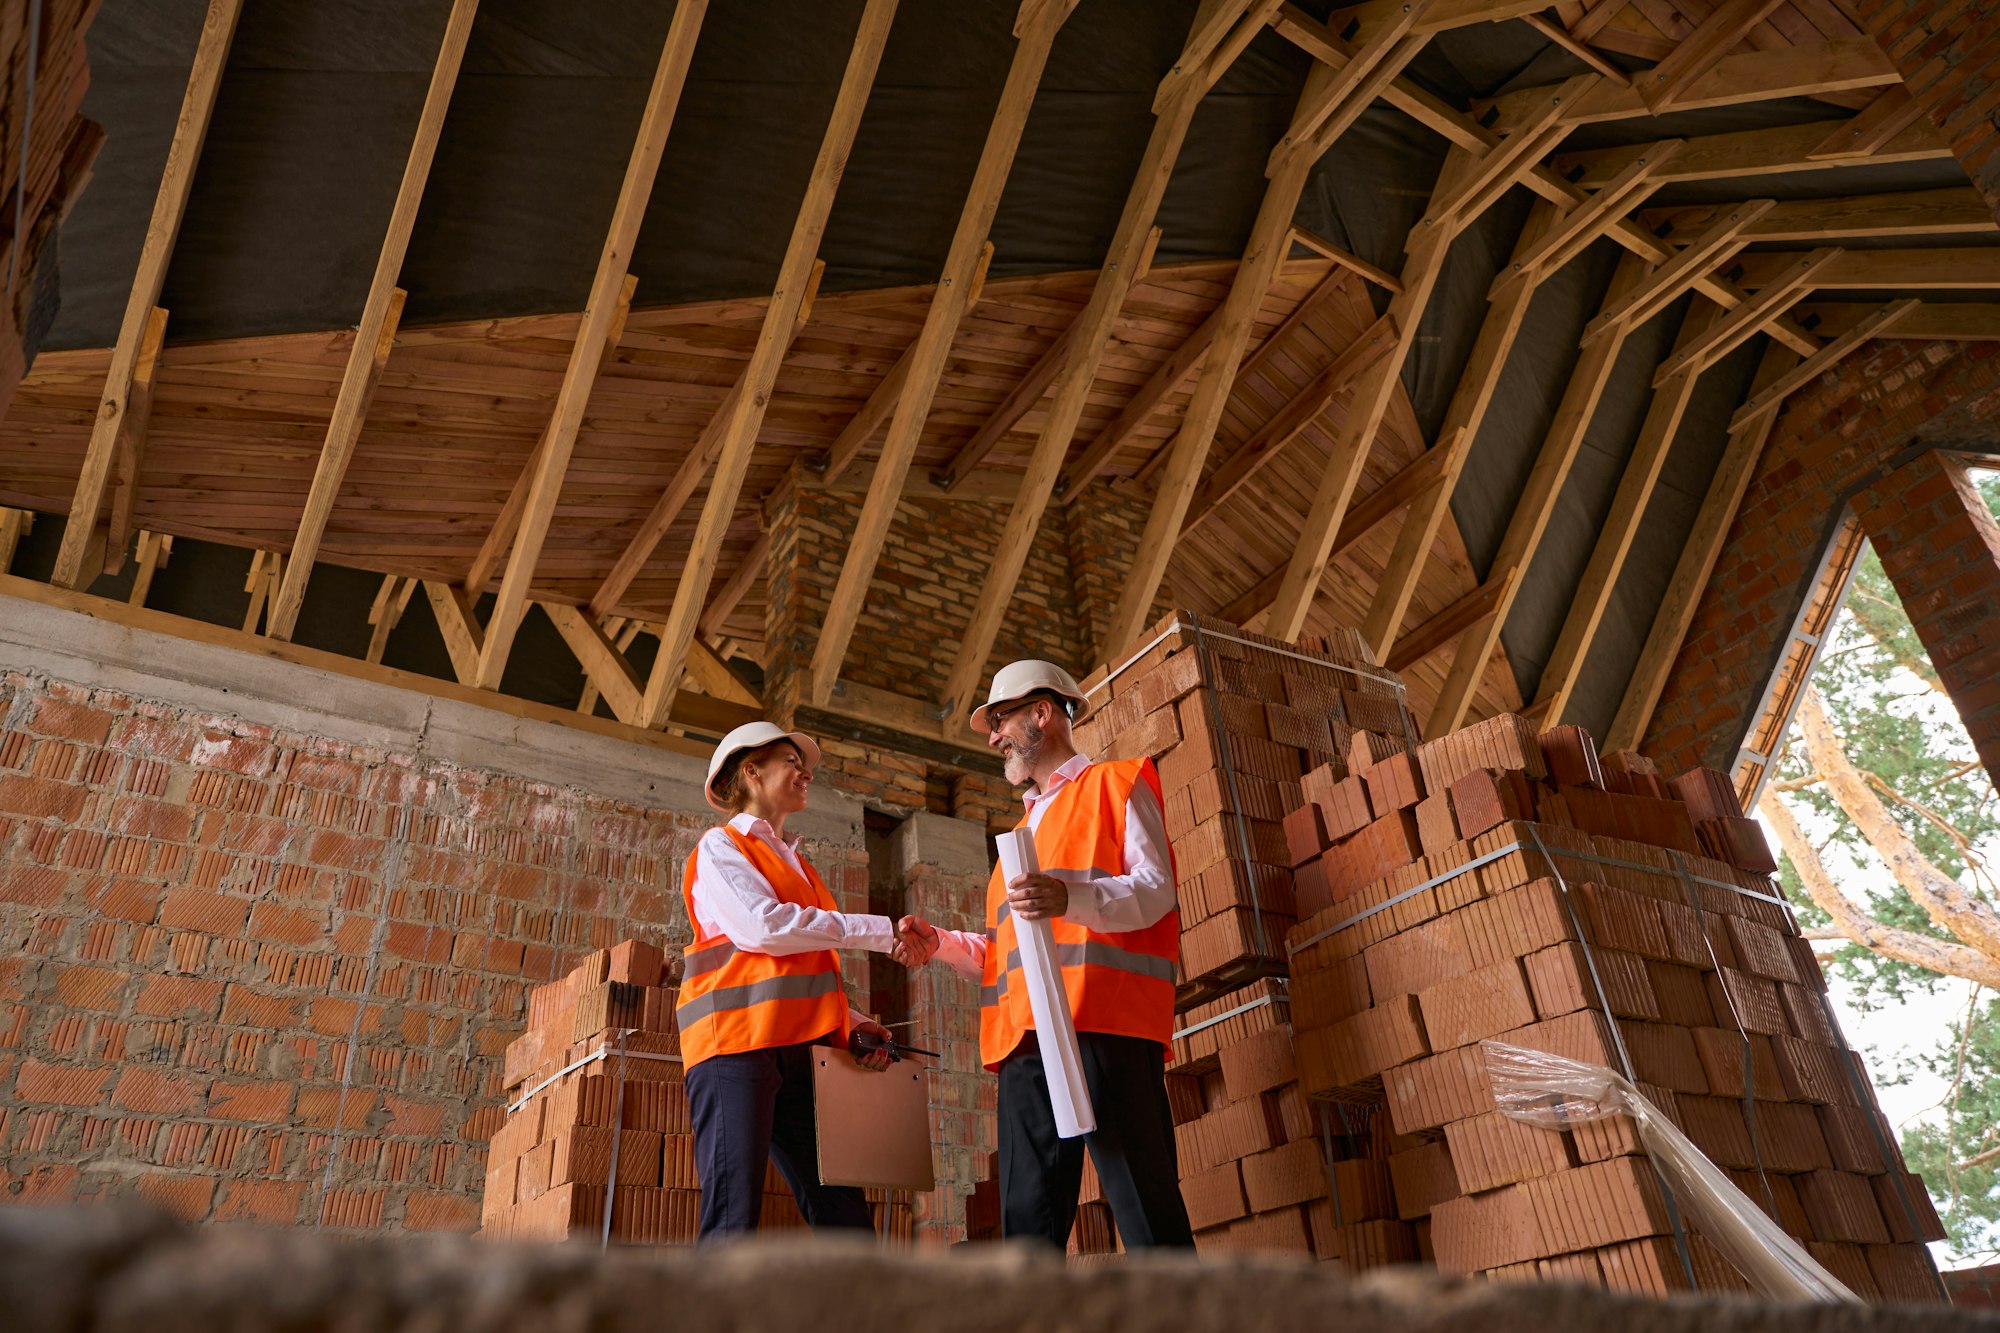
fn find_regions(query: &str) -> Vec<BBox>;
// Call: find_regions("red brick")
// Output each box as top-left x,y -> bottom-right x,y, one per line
208,1079 -> 297,1122
54,965 -> 128,1011
214,1177 -> 307,1224
134,975 -> 224,1019
159,888 -> 250,935
0,774 -> 87,821
134,1172 -> 219,1221
113,1067 -> 206,1115
15,1058 -> 114,1106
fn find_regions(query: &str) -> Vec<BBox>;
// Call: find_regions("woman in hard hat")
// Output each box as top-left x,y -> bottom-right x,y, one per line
678,720 -> 900,1239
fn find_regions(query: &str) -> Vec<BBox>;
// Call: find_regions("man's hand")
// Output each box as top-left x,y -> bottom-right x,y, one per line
1007,871 -> 1069,921
851,1019 -> 895,1072
892,915 -> 939,967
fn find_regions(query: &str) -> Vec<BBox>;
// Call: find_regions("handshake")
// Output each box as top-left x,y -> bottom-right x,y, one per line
890,915 -> 940,968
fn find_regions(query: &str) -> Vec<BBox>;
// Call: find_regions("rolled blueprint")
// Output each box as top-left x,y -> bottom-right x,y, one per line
996,828 -> 1096,1137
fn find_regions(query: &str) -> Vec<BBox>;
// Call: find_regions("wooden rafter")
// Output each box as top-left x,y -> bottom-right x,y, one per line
0,509 -> 32,574
1268,1 -> 1432,174
1180,313 -> 1397,535
1605,342 -> 1800,752
638,0 -> 898,728
1731,247 -> 2000,290
1519,12 -> 1630,85
1490,140 -> 1683,297
266,0 -> 480,642
53,0 -> 243,590
241,550 -> 284,636
465,273 -> 638,597
1807,86 -> 1927,161
1581,198 -> 1776,345
1057,299 -> 1224,499
1425,250 -> 1652,737
1551,115 -> 1950,188
1272,5 -> 1484,151
1729,297 -> 1918,427
808,0 -> 1073,707
1638,0 -> 1788,111
364,574 -> 417,665
424,580 -> 486,686
934,0 -> 1268,721
1413,76 -> 1591,242
128,531 -> 172,609
1650,247 -> 1842,387
1384,567 -> 1518,674
545,602 -> 648,724
700,529 -> 769,641
101,306 -> 168,577
472,0 -> 711,690
1265,150 -> 1463,643
1289,227 -> 1404,294
1645,188 -> 1996,243
590,267 -> 819,619
1532,300 -> 1730,727
1794,302 -> 2000,341
1367,201 -> 1564,662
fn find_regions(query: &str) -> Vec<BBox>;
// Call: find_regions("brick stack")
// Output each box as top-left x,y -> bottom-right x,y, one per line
1282,710 -> 1950,1301
478,939 -> 715,1243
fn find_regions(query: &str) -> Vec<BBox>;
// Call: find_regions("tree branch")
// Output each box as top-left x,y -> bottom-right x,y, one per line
1758,787 -> 2000,989
1797,687 -> 2000,962
1846,588 -> 1943,692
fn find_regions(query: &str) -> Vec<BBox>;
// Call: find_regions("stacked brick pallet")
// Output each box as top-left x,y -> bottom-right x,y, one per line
1281,709 -> 1949,1301
479,939 -> 914,1244
1075,612 -> 1420,1264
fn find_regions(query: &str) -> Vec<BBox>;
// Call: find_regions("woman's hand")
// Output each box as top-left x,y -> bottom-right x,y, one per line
851,1019 -> 896,1071
893,915 -> 939,967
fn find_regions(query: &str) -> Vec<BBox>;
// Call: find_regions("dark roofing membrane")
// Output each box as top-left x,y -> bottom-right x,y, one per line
27,0 -> 1926,728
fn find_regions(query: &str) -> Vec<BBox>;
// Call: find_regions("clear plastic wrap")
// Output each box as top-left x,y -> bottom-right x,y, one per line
1481,1040 -> 1861,1304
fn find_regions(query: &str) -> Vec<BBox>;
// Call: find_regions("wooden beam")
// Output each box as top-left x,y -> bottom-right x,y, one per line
1057,297 -> 1224,499
1551,115 -> 1950,188
1533,300 -> 1729,726
931,307 -> 1081,489
544,601 -> 647,724
685,631 -> 762,707
1730,246 -> 2000,291
1807,85 -> 1927,161
1272,4 -> 1487,151
1180,313 -> 1397,534
589,266 -> 818,619
1792,301 -> 2000,341
1480,36 -> 1898,127
1643,188 -> 1997,242
266,0 -> 480,641
241,551 -> 283,636
102,306 -> 169,577
1414,76 -> 1592,241
1581,198 -> 1776,345
474,0 -> 710,690
1152,0 -> 1263,111
638,0 -> 897,728
364,573 -> 417,665
53,0 -> 243,589
700,529 -> 768,640
1332,0 -> 1551,36
424,579 -> 486,686
1290,226 -> 1404,294
1638,0 -> 1787,111
1366,201 -> 1565,662
0,509 -> 32,574
1650,247 -> 1842,387
1266,157 -> 1463,642
1605,343 -> 1800,751
1385,567 -> 1517,674
1221,441 -> 1451,626
577,616 -> 644,717
808,0 -> 1071,706
934,0 -> 1264,721
1425,249 -> 1652,737
127,532 -> 172,609
1729,298 -> 1917,427
1268,0 -> 1431,174
1519,12 -> 1630,85
1490,141 -> 1682,297
465,273 -> 638,597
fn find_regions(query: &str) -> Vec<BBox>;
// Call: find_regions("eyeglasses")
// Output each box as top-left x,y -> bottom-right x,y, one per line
985,700 -> 1034,733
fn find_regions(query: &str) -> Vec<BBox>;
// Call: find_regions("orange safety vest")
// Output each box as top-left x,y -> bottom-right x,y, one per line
979,757 -> 1179,1070
677,825 -> 851,1069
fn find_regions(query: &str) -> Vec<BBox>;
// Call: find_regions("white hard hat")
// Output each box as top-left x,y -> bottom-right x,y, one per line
704,721 -> 821,814
971,659 -> 1090,733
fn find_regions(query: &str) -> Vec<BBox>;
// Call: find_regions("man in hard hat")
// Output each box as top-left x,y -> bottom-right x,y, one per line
896,660 -> 1192,1249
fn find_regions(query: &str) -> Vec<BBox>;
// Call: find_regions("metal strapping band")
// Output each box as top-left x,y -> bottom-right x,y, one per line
1527,825 -> 1699,1293
506,1034 -> 683,1115
1174,985 -> 1289,1042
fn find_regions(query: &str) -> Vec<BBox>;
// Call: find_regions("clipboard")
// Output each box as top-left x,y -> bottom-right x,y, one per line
812,1047 -> 936,1191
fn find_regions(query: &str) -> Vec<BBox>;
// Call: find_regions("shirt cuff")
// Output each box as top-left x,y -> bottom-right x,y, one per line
841,913 -> 898,951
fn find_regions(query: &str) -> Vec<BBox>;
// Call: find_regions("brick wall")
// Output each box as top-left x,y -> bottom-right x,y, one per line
1641,337 -> 2000,775
1852,450 -> 2000,786
1853,0 -> 2000,225
0,596 -> 1007,1239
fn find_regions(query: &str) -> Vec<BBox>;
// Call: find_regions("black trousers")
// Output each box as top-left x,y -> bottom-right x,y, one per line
998,1030 -> 1194,1249
685,1040 -> 874,1240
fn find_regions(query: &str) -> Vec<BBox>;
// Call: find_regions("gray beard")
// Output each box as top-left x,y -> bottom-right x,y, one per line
1002,720 -> 1045,787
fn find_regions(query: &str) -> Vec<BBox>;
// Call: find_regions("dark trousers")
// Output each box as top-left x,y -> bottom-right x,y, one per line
685,1040 -> 874,1240
998,1030 -> 1194,1249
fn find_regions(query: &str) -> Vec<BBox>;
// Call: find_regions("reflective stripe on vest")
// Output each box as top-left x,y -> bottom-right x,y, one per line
676,826 -> 850,1068
978,757 -> 1178,1070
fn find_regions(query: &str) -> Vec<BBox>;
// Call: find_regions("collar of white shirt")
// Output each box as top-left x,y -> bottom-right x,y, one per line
727,810 -> 802,853
1023,751 -> 1094,815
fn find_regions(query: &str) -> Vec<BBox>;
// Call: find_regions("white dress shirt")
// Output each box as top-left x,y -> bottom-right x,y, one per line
933,751 -> 1177,981
690,812 -> 896,1029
